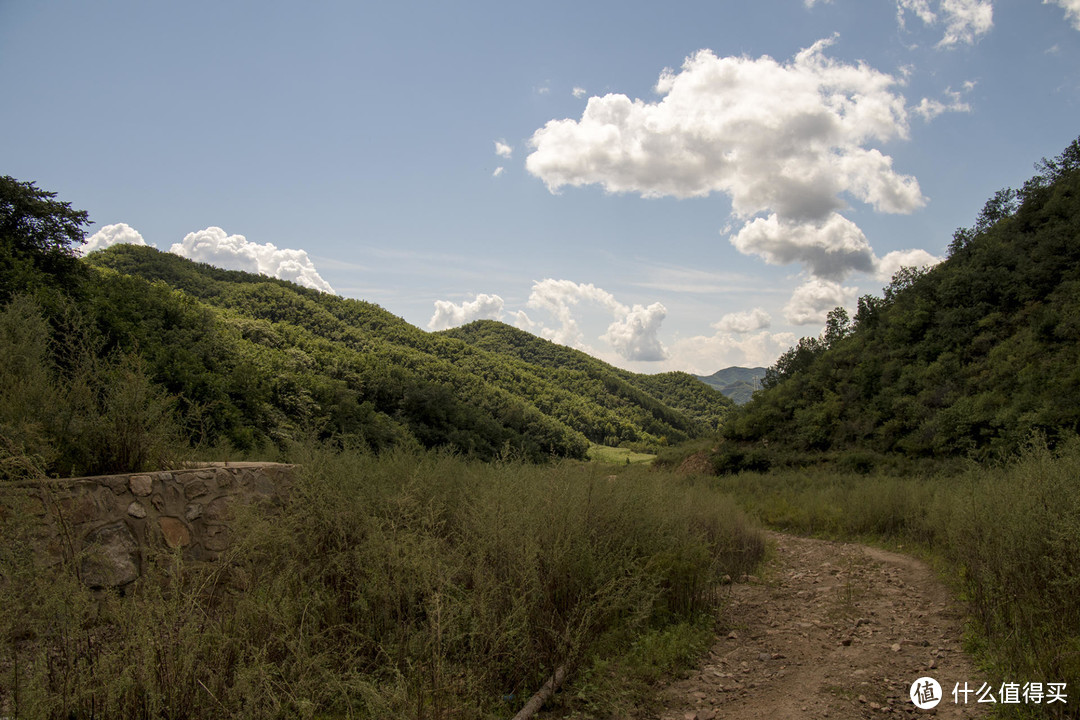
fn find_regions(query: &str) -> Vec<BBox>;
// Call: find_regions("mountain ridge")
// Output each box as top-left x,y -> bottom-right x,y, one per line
694,366 -> 765,405
78,246 -> 733,462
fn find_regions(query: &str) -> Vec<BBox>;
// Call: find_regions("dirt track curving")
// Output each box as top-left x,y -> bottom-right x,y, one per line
657,532 -> 988,719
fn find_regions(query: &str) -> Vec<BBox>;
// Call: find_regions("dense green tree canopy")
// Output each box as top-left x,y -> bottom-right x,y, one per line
0,176 -> 90,302
717,135 -> 1080,472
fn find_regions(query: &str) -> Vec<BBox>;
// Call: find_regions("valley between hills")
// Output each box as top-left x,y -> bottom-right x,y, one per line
3,138 -> 1080,718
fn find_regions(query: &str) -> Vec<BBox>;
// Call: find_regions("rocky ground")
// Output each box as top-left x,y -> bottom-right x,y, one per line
656,532 -> 988,719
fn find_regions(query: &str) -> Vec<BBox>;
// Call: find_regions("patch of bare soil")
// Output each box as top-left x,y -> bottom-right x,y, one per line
657,532 -> 987,719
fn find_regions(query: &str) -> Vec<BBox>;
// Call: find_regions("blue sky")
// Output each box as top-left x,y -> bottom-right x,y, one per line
3,0 -> 1079,374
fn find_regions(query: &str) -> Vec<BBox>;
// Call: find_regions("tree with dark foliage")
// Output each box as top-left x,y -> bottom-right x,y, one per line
0,175 -> 90,301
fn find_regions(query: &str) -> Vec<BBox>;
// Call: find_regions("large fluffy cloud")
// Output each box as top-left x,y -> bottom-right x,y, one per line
713,307 -> 772,334
428,293 -> 505,330
601,302 -> 668,361
783,278 -> 858,325
169,227 -> 334,294
526,278 -> 623,347
526,279 -> 669,361
528,39 -> 920,212
730,212 -> 876,280
527,39 -> 932,284
80,222 -> 148,256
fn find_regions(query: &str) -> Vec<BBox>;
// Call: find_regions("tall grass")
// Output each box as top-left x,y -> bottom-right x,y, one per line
1,446 -> 764,719
711,439 -> 1080,717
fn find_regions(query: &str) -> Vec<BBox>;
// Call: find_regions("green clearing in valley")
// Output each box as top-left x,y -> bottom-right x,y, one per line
587,443 -> 657,465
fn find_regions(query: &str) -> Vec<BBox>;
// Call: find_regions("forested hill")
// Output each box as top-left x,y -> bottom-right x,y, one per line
70,245 -> 729,463
439,319 -> 734,435
717,137 -> 1080,471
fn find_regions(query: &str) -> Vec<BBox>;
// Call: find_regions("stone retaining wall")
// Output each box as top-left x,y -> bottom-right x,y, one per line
0,463 -> 294,589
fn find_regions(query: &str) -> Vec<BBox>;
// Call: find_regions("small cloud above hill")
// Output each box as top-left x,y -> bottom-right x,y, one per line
428,293 -> 505,330
81,223 -> 149,256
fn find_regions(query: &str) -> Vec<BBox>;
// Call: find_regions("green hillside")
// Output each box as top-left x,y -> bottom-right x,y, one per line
91,247 -> 730,448
2,184 -> 733,477
694,367 -> 765,405
715,136 -> 1080,471
440,319 -> 734,439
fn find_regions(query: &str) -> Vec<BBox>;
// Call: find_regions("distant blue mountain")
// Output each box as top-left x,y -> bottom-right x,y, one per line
694,367 -> 766,405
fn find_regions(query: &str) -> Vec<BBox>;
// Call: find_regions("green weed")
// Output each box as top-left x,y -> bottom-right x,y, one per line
0,444 -> 765,719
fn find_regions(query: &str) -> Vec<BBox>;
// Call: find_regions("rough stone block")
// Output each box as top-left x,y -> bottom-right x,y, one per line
103,475 -> 130,495
158,517 -> 191,548
184,480 -> 210,500
127,501 -> 147,519
129,475 -> 153,496
80,523 -> 139,588
203,523 -> 230,552
59,492 -> 99,525
215,468 -> 234,489
204,497 -> 231,522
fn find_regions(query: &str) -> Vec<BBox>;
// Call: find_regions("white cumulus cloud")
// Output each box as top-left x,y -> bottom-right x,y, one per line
783,278 -> 858,325
494,140 -> 513,158
572,86 -> 587,98
731,212 -> 876,280
427,293 -> 505,330
601,302 -> 669,361
528,39 -> 919,210
80,222 -> 149,256
527,38 -> 926,282
169,227 -> 334,294
1046,0 -> 1080,30
713,308 -> 772,334
511,309 -> 539,332
525,279 -> 668,361
526,278 -> 623,347
875,248 -> 944,282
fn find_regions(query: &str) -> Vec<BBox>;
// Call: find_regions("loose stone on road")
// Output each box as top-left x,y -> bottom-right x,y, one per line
658,532 -> 986,719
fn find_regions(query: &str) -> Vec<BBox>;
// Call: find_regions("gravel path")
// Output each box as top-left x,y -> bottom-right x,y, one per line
657,532 -> 987,719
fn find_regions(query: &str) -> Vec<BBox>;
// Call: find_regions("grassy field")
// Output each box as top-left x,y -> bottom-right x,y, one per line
1,446 -> 763,719
586,443 -> 657,465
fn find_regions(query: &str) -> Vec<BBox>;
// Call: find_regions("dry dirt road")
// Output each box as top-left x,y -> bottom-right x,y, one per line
657,532 -> 988,720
